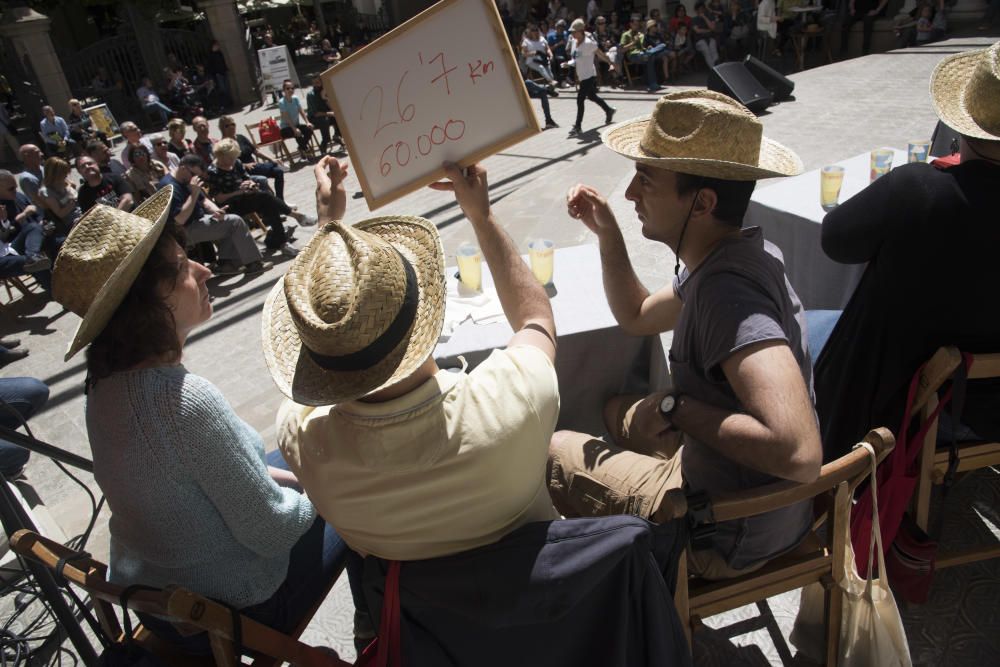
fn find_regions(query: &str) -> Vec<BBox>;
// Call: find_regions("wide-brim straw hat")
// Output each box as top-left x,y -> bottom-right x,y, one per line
262,216 -> 445,406
52,186 -> 173,361
930,41 -> 1000,141
602,89 -> 803,180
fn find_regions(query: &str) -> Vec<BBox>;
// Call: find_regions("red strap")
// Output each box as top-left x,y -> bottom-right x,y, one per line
376,561 -> 402,667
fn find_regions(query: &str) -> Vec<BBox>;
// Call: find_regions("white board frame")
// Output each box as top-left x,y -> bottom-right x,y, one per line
321,0 -> 540,210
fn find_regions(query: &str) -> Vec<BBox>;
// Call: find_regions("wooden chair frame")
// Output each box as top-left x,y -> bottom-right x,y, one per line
911,346 -> 1000,569
245,122 -> 294,165
2,275 -> 38,304
669,427 -> 895,665
11,530 -> 348,667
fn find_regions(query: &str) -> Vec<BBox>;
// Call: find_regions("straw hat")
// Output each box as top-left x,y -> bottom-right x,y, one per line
602,89 -> 803,180
52,186 -> 173,361
929,41 -> 1000,141
262,216 -> 445,406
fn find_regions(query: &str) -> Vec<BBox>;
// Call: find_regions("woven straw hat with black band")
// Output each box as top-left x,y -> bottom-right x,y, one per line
262,216 -> 445,406
52,186 -> 174,361
930,41 -> 1000,141
602,89 -> 803,180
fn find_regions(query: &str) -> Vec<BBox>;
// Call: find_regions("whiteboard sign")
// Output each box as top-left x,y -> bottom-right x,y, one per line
258,45 -> 300,96
322,0 -> 540,210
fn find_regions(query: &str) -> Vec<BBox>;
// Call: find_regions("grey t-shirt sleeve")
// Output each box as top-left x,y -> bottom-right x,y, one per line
695,271 -> 789,381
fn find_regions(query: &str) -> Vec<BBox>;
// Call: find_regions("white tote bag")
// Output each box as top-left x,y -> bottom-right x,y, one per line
839,442 -> 912,667
790,443 -> 912,666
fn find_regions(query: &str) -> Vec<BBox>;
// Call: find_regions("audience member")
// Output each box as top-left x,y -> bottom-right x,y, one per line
205,139 -> 315,257
840,0 -> 890,55
277,80 -> 315,158
549,90 -> 821,580
150,133 -> 180,171
521,24 -> 559,87
218,116 -> 287,200
39,106 -> 76,157
76,155 -> 133,213
815,43 -> 1000,459
724,0 -> 753,57
159,154 -> 271,276
645,19 -> 676,82
621,14 -> 664,93
118,121 -> 154,168
566,18 -> 616,136
0,169 -> 51,279
206,41 -> 233,109
547,19 -> 572,85
692,2 -> 721,67
124,143 -> 167,205
17,144 -> 44,206
269,158 -> 560,565
50,188 -> 336,655
190,116 -> 216,166
38,157 -> 82,234
319,38 -> 342,64
669,4 -> 693,34
0,376 -> 48,474
593,16 -> 621,85
305,76 -> 343,153
166,118 -> 192,159
136,77 -> 175,126
0,104 -> 19,164
85,140 -> 126,177
66,99 -> 108,147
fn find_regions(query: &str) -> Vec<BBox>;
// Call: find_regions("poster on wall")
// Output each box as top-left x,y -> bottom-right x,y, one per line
84,104 -> 121,141
258,45 -> 300,96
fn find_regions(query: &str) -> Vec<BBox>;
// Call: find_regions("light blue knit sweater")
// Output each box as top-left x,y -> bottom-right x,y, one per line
86,366 -> 316,608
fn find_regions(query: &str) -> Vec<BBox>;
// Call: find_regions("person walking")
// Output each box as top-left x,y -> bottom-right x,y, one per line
566,18 -> 617,137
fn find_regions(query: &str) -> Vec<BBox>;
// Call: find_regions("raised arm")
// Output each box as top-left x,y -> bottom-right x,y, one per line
566,183 -> 681,335
430,162 -> 556,362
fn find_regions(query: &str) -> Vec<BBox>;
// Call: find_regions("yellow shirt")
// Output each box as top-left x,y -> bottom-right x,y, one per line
277,345 -> 561,561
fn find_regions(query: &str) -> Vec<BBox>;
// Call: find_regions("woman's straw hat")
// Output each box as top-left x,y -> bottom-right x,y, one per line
262,216 -> 445,406
52,186 -> 173,361
930,41 -> 1000,141
602,89 -> 803,180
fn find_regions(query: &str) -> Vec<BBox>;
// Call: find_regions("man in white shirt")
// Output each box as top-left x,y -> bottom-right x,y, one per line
567,18 -> 617,137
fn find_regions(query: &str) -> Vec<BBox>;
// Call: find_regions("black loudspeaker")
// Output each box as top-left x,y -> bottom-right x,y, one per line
706,62 -> 773,114
930,119 -> 961,157
743,55 -> 795,101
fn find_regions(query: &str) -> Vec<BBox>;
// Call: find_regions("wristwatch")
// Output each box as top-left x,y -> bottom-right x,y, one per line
658,393 -> 682,431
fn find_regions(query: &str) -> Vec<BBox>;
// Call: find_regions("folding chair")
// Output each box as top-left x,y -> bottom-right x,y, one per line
911,346 -> 1000,569
1,274 -> 40,305
245,121 -> 294,165
11,529 -> 349,667
668,427 -> 895,665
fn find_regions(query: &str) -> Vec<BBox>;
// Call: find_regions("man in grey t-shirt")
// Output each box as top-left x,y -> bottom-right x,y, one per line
547,90 -> 822,580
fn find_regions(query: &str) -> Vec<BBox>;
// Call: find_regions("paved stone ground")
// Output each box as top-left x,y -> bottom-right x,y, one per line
1,34 -> 997,663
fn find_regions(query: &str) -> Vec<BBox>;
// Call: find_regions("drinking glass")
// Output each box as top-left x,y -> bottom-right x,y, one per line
456,242 -> 482,292
528,239 -> 554,286
820,165 -> 845,212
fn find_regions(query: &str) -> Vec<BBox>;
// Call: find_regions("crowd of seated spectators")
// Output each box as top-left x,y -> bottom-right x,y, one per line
504,0 -> 761,92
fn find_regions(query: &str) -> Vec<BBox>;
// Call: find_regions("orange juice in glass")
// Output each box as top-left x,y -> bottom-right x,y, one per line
820,165 -> 845,211
456,242 -> 482,291
528,239 -> 554,285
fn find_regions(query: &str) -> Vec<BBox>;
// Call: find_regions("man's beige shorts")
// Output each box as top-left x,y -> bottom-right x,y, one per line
547,394 -> 766,581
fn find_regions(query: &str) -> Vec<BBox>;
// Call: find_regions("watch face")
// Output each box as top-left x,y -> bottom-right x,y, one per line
659,394 -> 676,415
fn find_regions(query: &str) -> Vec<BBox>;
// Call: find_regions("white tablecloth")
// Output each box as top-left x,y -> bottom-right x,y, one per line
433,244 -> 664,435
745,148 -> 907,310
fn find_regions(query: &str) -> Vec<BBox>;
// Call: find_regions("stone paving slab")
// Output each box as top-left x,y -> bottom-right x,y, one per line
1,36 -> 997,663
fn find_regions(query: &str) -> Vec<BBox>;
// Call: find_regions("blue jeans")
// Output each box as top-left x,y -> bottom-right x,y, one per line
143,101 -> 174,125
805,309 -> 842,368
628,50 -> 664,90
11,221 -> 43,257
247,161 -> 286,201
140,448 -> 358,654
524,80 -> 554,123
0,377 -> 48,477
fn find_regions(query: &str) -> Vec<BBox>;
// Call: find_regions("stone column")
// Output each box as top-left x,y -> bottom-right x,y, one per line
200,0 -> 257,106
947,0 -> 988,26
647,0 -> 667,19
0,7 -> 72,116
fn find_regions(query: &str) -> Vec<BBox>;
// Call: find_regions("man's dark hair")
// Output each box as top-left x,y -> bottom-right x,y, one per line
86,224 -> 188,384
694,1 -> 706,10
675,172 -> 756,227
84,140 -> 105,156
179,154 -> 204,170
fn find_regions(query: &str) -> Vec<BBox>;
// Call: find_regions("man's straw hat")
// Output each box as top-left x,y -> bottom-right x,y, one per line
52,187 -> 173,361
930,41 -> 1000,141
262,216 -> 445,406
602,89 -> 803,180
